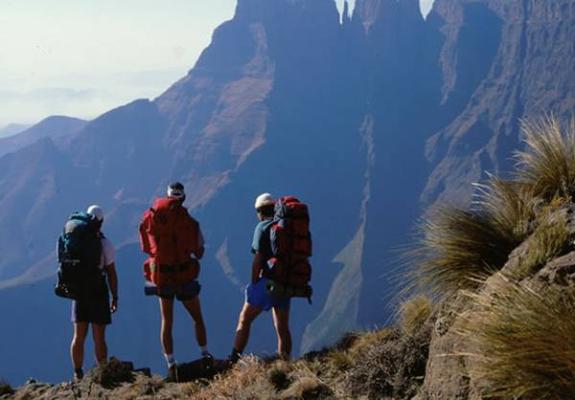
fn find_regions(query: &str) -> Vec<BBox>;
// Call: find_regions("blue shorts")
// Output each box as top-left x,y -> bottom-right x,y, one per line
246,278 -> 290,311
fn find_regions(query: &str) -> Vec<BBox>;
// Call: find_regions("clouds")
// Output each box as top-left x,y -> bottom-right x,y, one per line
0,0 -> 438,126
0,88 -> 98,102
0,0 -> 236,126
0,68 -> 189,125
0,87 -> 103,125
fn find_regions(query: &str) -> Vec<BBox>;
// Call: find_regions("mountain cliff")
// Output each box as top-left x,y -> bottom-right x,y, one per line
0,0 -> 574,385
423,0 -> 575,206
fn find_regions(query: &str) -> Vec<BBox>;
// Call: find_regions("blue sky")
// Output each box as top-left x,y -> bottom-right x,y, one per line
0,0 -> 434,127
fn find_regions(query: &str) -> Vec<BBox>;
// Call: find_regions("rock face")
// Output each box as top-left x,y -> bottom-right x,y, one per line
0,0 -> 575,385
423,0 -> 575,206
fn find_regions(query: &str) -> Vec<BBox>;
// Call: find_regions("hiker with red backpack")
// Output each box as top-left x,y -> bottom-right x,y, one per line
139,182 -> 212,377
229,193 -> 312,363
56,205 -> 119,381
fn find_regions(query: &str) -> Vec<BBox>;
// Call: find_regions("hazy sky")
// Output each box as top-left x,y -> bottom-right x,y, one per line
0,0 -> 435,128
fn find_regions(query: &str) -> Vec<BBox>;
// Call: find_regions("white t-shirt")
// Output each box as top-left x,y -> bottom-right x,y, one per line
99,236 -> 115,270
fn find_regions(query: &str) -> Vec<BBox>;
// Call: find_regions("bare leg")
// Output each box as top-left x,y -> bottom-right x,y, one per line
159,297 -> 175,355
233,302 -> 262,353
71,322 -> 89,371
92,324 -> 108,365
272,306 -> 292,358
182,296 -> 207,347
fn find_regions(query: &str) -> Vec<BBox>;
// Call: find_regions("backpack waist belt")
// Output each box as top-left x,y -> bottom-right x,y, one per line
61,259 -> 82,266
150,262 -> 192,274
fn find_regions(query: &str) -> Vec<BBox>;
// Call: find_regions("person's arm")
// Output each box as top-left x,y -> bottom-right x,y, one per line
196,225 -> 205,260
104,262 -> 119,313
251,253 -> 264,284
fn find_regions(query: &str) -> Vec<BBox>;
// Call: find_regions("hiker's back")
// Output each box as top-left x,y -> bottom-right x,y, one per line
55,212 -> 103,299
267,196 -> 313,299
139,197 -> 202,287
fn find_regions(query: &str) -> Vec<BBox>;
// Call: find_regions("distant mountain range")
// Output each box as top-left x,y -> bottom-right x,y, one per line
1,0 -> 574,385
0,124 -> 31,138
0,116 -> 86,159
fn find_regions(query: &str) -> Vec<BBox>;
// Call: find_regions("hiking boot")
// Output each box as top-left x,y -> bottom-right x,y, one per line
165,364 -> 178,383
201,352 -> 214,370
228,349 -> 241,365
73,368 -> 84,381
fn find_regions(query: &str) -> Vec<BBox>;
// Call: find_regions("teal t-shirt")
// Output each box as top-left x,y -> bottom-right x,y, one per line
251,219 -> 274,262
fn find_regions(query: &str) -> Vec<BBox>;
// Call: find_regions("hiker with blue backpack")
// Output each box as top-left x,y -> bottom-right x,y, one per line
55,205 -> 118,381
229,193 -> 313,363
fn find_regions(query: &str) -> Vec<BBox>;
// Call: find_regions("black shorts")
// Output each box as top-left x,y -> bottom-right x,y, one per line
71,294 -> 111,325
156,280 -> 201,301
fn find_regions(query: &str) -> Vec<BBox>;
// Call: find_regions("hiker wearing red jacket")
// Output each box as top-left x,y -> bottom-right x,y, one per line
229,193 -> 292,363
139,182 -> 212,376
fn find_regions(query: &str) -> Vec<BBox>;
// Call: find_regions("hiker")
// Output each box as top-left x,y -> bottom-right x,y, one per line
229,193 -> 293,363
66,205 -> 119,381
139,182 -> 212,375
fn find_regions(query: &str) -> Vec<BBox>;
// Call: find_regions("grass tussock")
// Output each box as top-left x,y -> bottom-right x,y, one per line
408,117 -> 575,298
516,117 -> 575,201
398,295 -> 433,336
346,328 -> 395,361
0,380 -> 14,396
347,327 -> 431,399
461,276 -> 575,399
473,176 -> 537,240
188,356 -> 270,399
410,205 -> 521,298
509,207 -> 571,281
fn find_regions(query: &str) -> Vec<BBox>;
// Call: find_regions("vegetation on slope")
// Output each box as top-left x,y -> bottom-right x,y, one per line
462,276 -> 575,399
410,117 -> 575,298
410,116 -> 575,399
5,118 -> 575,400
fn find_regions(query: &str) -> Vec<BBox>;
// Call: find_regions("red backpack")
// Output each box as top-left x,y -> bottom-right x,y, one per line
267,196 -> 312,292
139,197 -> 202,287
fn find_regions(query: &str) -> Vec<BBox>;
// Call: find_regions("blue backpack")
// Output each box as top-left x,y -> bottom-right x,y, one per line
55,212 -> 103,299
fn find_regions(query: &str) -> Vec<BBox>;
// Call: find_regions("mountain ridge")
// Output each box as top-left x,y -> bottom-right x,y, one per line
1,0 -> 574,385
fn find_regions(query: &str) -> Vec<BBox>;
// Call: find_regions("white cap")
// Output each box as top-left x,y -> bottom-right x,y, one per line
87,205 -> 104,222
167,182 -> 185,199
254,193 -> 275,209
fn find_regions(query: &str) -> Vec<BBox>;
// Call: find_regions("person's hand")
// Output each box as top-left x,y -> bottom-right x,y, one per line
111,297 -> 118,313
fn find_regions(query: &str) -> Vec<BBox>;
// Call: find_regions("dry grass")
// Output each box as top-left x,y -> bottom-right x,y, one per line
180,327 -> 421,400
398,295 -> 433,336
408,117 -> 575,299
509,207 -> 571,281
0,380 -> 14,396
409,205 -> 519,298
516,116 -> 575,201
346,327 -> 430,399
461,276 -> 575,399
189,356 -> 272,399
346,328 -> 395,361
473,176 -> 537,240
